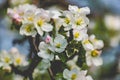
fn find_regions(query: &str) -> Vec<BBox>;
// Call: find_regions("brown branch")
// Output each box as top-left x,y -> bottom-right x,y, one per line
48,68 -> 55,80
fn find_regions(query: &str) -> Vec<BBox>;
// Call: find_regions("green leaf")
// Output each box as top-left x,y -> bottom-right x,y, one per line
58,52 -> 68,62
55,73 -> 66,80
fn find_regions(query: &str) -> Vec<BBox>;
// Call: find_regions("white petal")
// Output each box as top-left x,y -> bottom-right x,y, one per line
92,57 -> 103,66
55,48 -> 64,53
38,51 -> 50,59
80,7 -> 90,15
86,75 -> 93,80
63,69 -> 71,79
38,42 -> 48,50
42,23 -> 53,32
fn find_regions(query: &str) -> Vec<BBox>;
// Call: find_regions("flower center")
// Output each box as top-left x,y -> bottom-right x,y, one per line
47,49 -> 51,54
25,25 -> 32,32
37,19 -> 44,27
74,32 -> 80,38
83,40 -> 90,44
56,43 -> 61,48
16,58 -> 21,64
77,8 -> 81,12
91,50 -> 99,57
75,18 -> 83,25
64,17 -> 70,24
71,74 -> 77,80
27,17 -> 33,21
4,57 -> 10,63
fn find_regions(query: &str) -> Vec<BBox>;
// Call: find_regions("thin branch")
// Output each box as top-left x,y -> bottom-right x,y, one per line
48,68 -> 55,80
33,37 -> 39,52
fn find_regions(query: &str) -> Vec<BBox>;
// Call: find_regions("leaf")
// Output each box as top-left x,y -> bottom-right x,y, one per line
55,73 -> 66,80
58,52 -> 68,63
76,42 -> 87,69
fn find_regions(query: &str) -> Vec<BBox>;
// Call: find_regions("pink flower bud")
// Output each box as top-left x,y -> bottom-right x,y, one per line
45,35 -> 51,43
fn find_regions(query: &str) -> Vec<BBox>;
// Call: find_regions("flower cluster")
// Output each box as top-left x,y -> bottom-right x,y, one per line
7,4 -> 104,80
0,47 -> 28,72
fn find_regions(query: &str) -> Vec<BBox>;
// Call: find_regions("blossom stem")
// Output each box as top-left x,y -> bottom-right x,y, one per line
48,67 -> 55,80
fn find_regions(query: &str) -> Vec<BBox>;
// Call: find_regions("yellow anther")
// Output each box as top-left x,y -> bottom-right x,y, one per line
16,58 -> 21,64
37,19 -> 43,27
91,50 -> 99,57
77,8 -> 81,12
76,18 -> 83,25
56,43 -> 61,48
74,32 -> 80,38
83,40 -> 90,44
64,17 -> 70,24
25,26 -> 32,32
27,17 -> 33,21
4,57 -> 10,63
71,74 -> 77,80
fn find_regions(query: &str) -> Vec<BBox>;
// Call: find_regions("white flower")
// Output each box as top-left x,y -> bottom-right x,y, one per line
63,68 -> 93,80
20,22 -> 37,37
110,35 -> 120,47
53,18 -> 63,31
72,15 -> 89,30
0,50 -> 12,72
38,42 -> 54,61
0,50 -> 12,65
7,8 -> 22,23
2,65 -> 12,72
82,39 -> 94,51
7,4 -> 37,22
50,10 -> 62,19
68,5 -> 90,15
61,11 -> 74,31
86,50 -> 103,66
13,54 -> 28,66
34,9 -> 53,36
10,47 -> 29,66
22,9 -> 35,22
104,14 -> 120,31
18,4 -> 37,14
73,28 -> 88,41
66,56 -> 80,70
37,59 -> 51,73
89,34 -> 104,49
82,35 -> 103,66
49,34 -> 68,53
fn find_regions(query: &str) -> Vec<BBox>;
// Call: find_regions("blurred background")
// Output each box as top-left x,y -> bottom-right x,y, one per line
0,0 -> 120,80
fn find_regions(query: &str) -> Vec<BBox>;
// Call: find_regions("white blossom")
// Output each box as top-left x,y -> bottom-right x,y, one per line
49,34 -> 68,53
66,56 -> 80,70
34,9 -> 53,36
38,42 -> 54,61
0,50 -> 12,66
89,34 -> 104,49
20,22 -> 37,37
86,50 -> 103,66
10,47 -> 29,66
82,39 -> 94,51
62,11 -> 74,31
0,50 -> 12,72
104,14 -> 120,31
68,5 -> 90,15
63,68 -> 93,80
72,15 -> 89,30
73,28 -> 88,41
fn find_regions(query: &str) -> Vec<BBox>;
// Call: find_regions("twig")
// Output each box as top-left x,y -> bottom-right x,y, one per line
33,37 -> 39,52
48,67 -> 55,80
